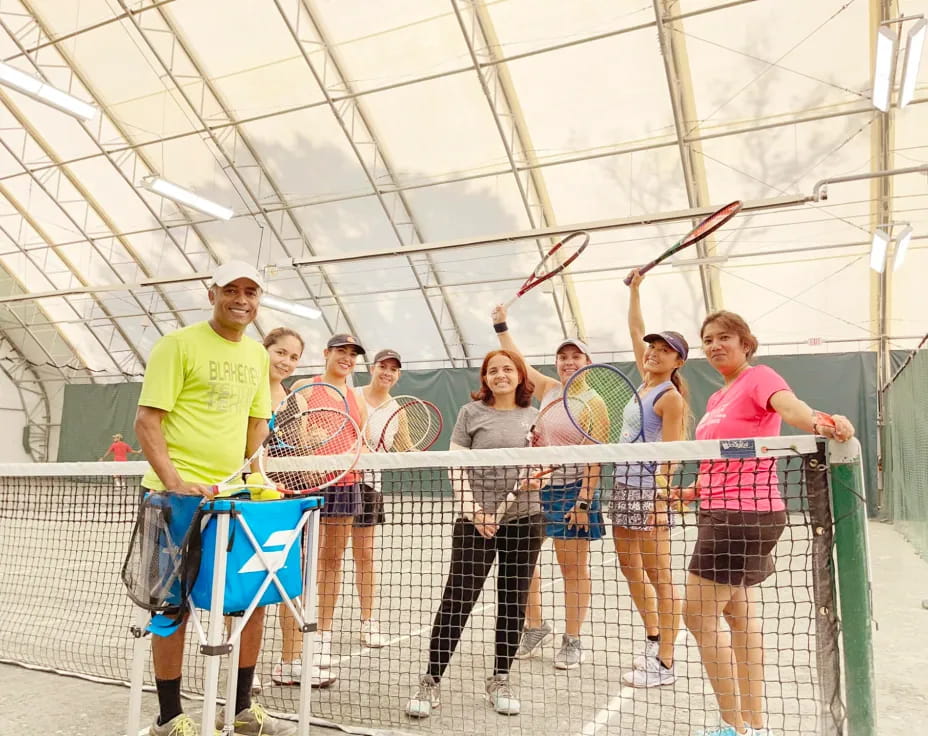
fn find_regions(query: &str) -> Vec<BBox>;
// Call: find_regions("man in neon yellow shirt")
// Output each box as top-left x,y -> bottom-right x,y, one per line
135,260 -> 293,736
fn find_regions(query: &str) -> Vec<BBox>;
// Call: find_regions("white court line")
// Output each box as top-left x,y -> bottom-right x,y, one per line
579,686 -> 636,736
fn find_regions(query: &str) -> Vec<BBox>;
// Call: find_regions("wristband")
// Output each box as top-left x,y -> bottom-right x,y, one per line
574,499 -> 590,512
494,321 -> 508,334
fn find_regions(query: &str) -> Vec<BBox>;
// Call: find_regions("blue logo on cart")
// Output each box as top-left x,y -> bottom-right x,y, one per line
720,439 -> 756,458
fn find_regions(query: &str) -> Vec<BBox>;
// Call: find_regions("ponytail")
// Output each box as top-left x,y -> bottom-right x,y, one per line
670,367 -> 693,438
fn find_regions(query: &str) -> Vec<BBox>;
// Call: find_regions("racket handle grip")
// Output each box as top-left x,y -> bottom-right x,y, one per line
502,295 -> 517,309
623,262 -> 656,286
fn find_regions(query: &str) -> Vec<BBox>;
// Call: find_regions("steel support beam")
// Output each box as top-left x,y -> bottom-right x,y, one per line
272,0 -> 469,365
653,0 -> 723,313
116,0 -> 366,340
450,0 -> 584,340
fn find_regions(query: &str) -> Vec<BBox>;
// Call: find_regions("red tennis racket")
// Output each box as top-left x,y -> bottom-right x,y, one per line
505,231 -> 589,308
624,201 -> 742,285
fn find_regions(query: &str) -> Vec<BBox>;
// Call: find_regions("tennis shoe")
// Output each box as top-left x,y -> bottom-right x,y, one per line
271,659 -> 337,688
514,621 -> 553,659
149,713 -> 200,736
622,655 -> 675,687
405,674 -> 440,718
313,630 -> 333,668
748,729 -> 774,735
360,619 -> 390,648
695,725 -> 750,736
485,674 -> 520,715
633,638 -> 660,670
218,702 -> 296,735
553,634 -> 584,670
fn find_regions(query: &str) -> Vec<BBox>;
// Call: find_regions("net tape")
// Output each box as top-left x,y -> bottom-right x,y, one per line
0,436 -> 844,736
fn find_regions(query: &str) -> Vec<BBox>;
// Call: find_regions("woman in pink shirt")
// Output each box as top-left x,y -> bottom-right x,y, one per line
673,311 -> 854,736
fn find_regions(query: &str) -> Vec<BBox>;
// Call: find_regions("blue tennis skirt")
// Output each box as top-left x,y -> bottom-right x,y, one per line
541,480 -> 605,540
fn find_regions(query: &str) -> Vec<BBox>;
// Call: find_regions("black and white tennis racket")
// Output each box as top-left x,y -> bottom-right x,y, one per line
505,231 -> 589,308
364,395 -> 443,452
624,201 -> 742,284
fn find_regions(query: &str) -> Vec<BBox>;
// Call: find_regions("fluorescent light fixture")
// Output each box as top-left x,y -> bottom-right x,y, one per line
140,176 -> 234,220
870,228 -> 890,273
893,224 -> 913,271
873,25 -> 899,112
900,18 -> 927,106
0,61 -> 97,121
260,293 -> 321,320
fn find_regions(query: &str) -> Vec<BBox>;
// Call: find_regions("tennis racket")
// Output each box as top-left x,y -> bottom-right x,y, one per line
623,201 -> 742,285
212,382 -> 357,497
505,231 -> 589,308
364,395 -> 443,452
563,363 -> 643,444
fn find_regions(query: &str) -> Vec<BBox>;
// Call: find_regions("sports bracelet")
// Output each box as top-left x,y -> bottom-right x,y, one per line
494,322 -> 508,333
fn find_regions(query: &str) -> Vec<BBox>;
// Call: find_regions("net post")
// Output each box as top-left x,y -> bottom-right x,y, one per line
805,441 -> 844,736
828,437 -> 877,736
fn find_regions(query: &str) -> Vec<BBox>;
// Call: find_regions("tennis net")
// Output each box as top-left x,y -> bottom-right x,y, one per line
0,436 -> 860,735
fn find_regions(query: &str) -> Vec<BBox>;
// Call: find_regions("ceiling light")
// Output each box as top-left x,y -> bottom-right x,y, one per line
0,61 -> 97,121
260,293 -> 321,320
139,176 -> 234,220
900,18 -> 927,106
870,228 -> 890,273
893,224 -> 913,271
873,25 -> 899,112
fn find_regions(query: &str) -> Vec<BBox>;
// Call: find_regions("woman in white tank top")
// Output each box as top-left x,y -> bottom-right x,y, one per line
352,349 -> 405,650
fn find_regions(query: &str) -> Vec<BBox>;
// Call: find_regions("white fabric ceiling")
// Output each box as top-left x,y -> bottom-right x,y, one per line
0,0 -> 925,394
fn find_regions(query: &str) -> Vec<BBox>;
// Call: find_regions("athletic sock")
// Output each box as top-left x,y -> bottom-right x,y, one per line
646,634 -> 660,643
155,677 -> 182,725
235,666 -> 255,715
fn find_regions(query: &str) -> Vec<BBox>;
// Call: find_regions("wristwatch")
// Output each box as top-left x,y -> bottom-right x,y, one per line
574,500 -> 591,512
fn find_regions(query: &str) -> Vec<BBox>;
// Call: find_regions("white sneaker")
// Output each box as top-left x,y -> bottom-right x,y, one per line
360,619 -> 390,648
405,674 -> 440,718
633,638 -> 660,670
271,659 -> 337,689
485,674 -> 520,715
622,655 -> 675,688
313,631 -> 333,668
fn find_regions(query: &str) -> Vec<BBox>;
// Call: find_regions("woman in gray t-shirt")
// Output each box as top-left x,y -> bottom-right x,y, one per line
405,350 -> 545,720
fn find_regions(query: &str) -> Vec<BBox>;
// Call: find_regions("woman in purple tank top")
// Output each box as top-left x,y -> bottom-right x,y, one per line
612,268 -> 689,689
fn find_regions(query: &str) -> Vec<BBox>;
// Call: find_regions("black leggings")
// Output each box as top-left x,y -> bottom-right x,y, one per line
427,514 -> 545,681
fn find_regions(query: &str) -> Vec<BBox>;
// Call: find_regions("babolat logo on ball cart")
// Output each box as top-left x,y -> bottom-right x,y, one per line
238,530 -> 297,574
719,438 -> 756,458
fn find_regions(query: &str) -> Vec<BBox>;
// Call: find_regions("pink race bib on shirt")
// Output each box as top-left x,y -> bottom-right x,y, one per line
694,365 -> 791,512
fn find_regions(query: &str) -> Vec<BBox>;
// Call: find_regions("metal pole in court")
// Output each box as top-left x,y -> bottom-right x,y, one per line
298,504 -> 322,736
828,438 -> 877,736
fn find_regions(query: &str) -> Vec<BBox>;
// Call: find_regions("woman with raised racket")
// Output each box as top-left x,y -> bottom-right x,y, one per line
351,348 -> 406,649
289,333 -> 369,683
491,304 -> 604,671
405,350 -> 544,719
613,269 -> 688,688
671,311 -> 854,736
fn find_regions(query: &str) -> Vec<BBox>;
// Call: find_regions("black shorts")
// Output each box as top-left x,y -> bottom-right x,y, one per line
688,509 -> 787,586
353,483 -> 386,528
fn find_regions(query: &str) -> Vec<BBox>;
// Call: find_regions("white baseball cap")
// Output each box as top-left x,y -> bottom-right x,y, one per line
210,260 -> 265,290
